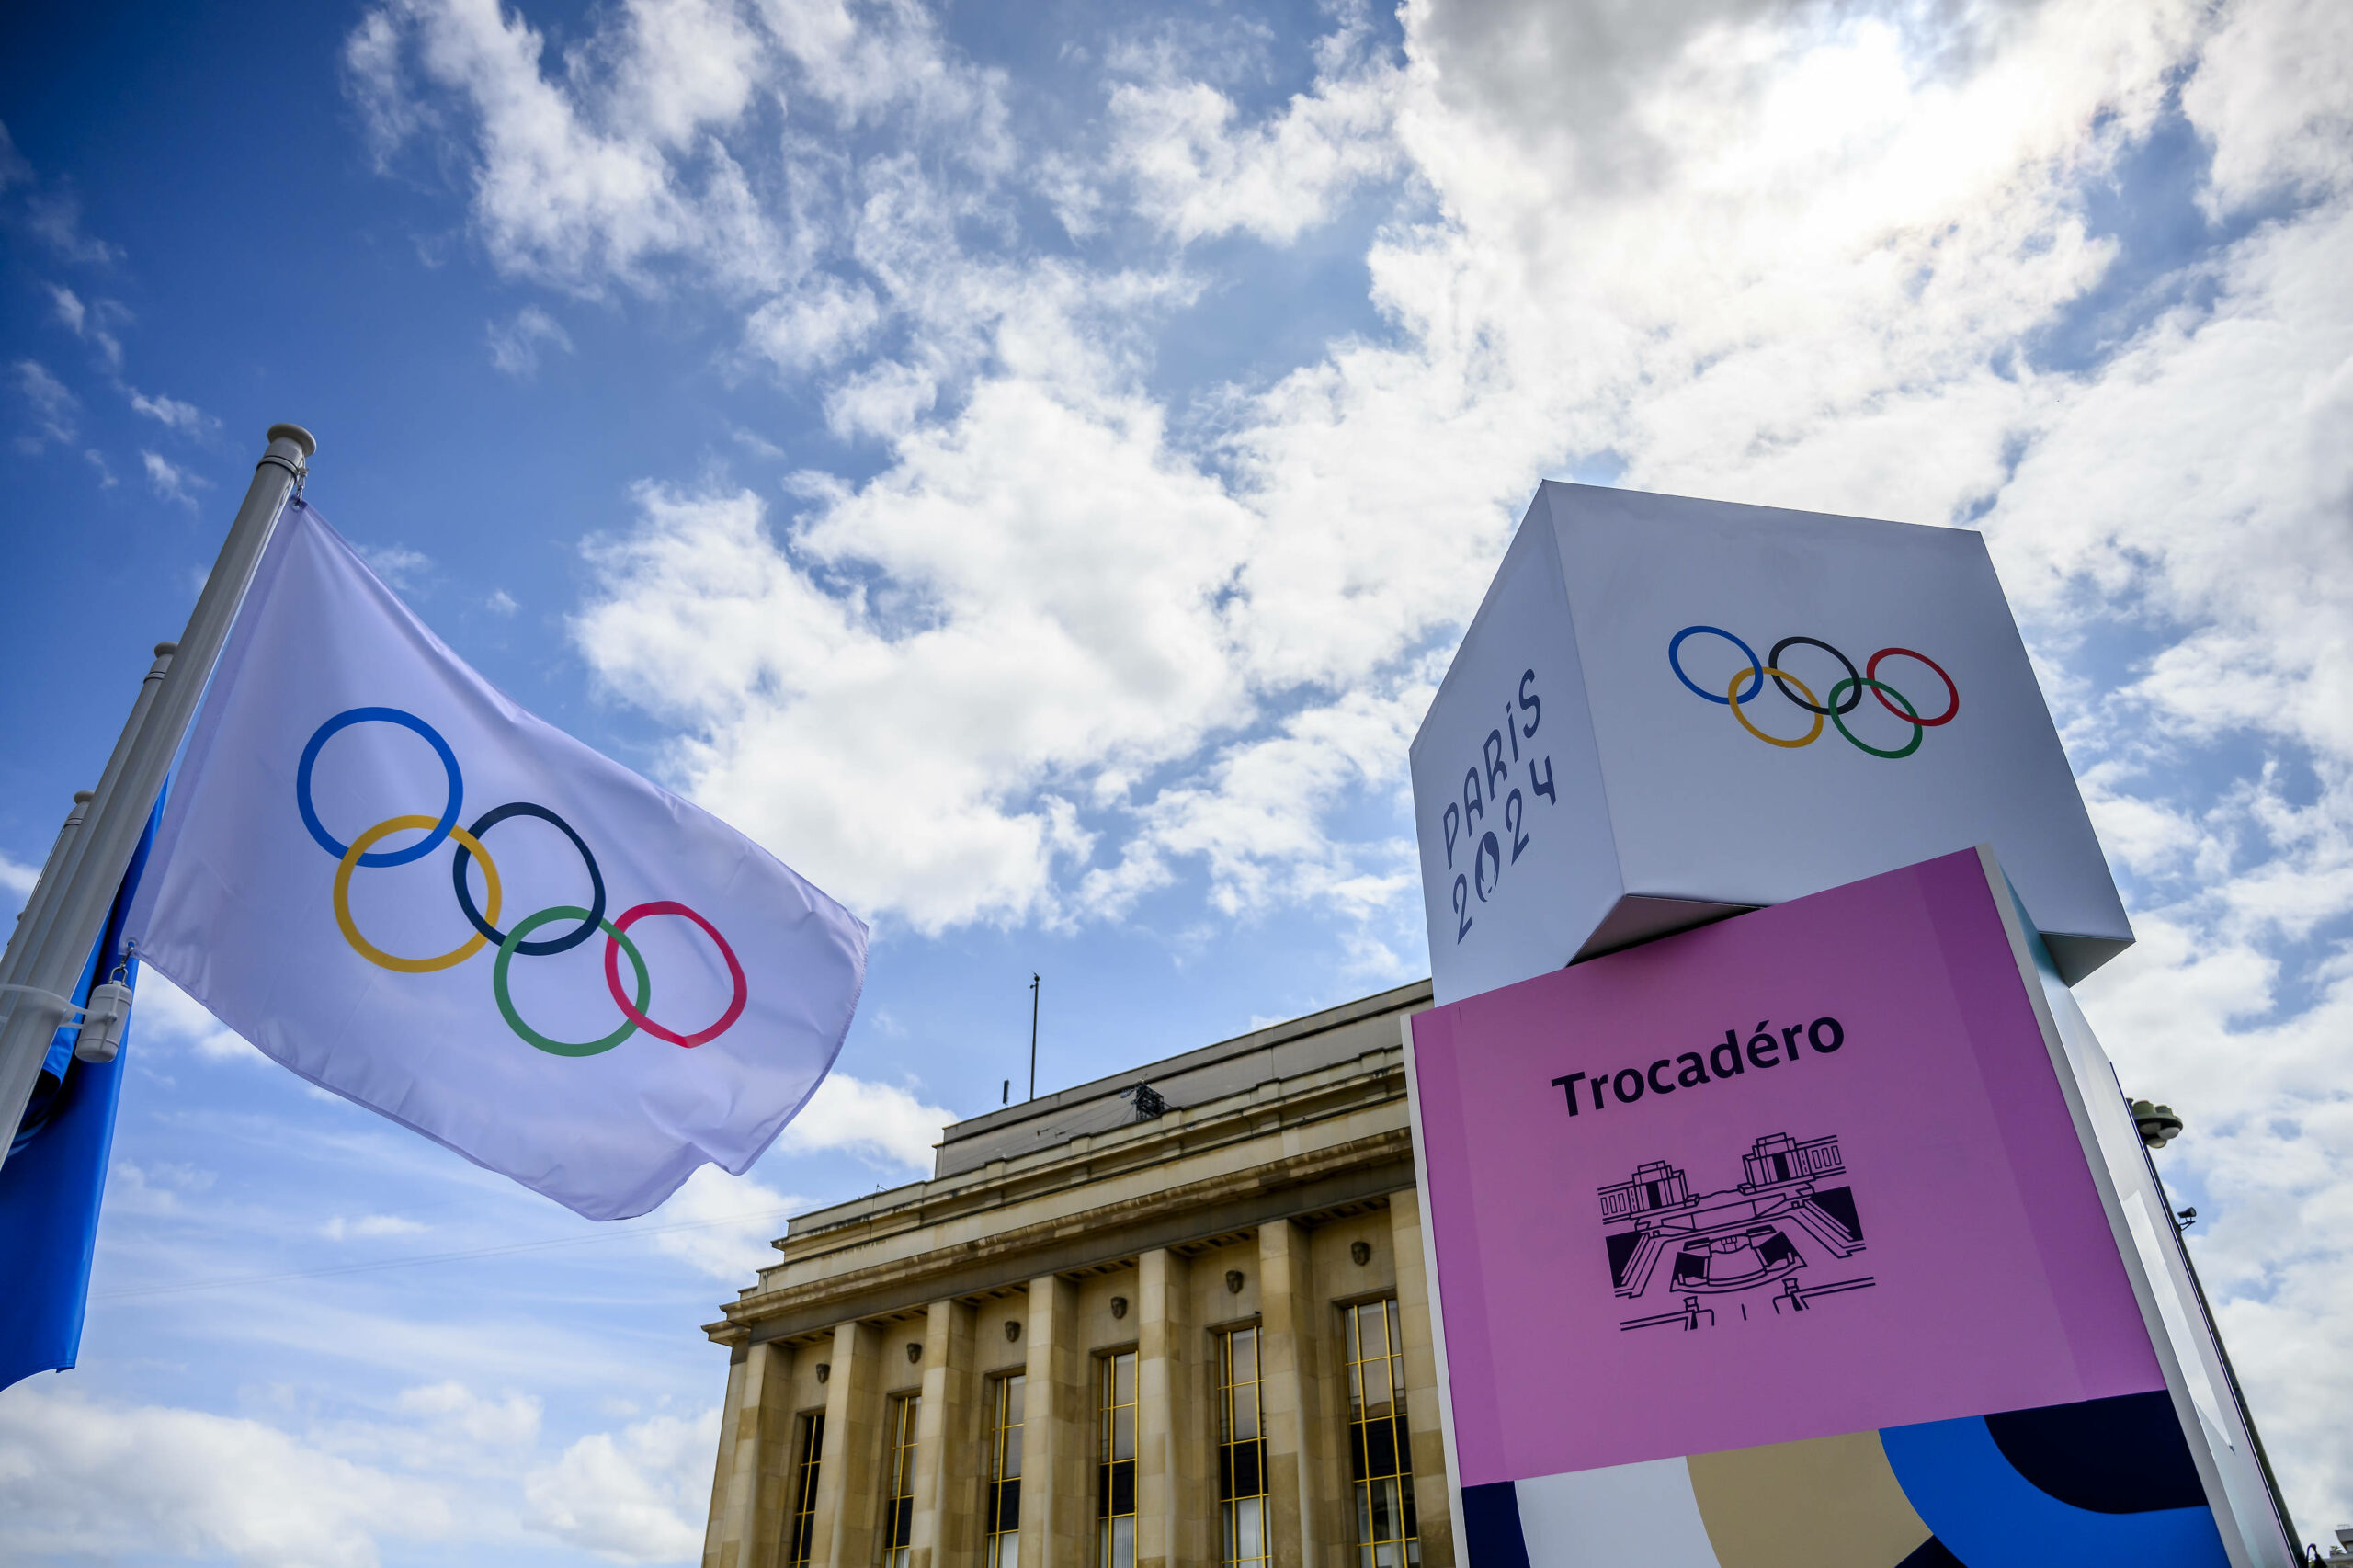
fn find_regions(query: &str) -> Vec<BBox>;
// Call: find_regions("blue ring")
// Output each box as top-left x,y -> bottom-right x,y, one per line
1668,626 -> 1763,705
296,707 -> 463,868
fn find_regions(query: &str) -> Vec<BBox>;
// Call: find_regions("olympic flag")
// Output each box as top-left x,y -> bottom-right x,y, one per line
124,502 -> 868,1220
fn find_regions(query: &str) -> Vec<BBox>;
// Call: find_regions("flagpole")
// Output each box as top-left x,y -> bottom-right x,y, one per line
0,424 -> 314,1170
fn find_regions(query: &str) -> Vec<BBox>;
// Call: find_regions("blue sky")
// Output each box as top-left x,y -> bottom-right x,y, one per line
3,0 -> 2350,1562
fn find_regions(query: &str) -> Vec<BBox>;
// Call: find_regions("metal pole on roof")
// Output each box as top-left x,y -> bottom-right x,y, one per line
1028,973 -> 1040,1101
0,423 -> 313,1169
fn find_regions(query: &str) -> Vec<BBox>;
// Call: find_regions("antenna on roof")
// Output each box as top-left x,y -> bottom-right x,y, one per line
1028,973 -> 1040,1101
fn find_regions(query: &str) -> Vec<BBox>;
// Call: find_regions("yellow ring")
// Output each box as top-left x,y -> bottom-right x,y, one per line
1729,666 -> 1824,748
334,814 -> 502,973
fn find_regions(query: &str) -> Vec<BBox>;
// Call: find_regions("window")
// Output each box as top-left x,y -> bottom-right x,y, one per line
1096,1350 -> 1137,1568
785,1412 -> 824,1568
881,1394 -> 920,1568
1342,1300 -> 1418,1568
1216,1326 -> 1268,1568
985,1374 -> 1025,1568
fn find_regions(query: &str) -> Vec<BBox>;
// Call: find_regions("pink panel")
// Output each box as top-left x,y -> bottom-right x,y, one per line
1411,849 -> 2162,1486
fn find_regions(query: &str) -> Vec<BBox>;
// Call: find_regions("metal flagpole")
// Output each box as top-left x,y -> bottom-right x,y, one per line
0,424 -> 314,1173
1028,972 -> 1040,1101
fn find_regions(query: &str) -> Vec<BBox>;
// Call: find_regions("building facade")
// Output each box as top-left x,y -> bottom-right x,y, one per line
699,981 -> 1450,1568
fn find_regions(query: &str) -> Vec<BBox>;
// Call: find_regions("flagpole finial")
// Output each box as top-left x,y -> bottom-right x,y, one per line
267,424 -> 317,460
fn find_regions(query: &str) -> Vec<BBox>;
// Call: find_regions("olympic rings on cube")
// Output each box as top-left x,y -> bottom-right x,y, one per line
1668,626 -> 1762,705
1867,647 -> 1959,726
298,709 -> 747,1054
1667,627 -> 1957,758
1828,676 -> 1923,759
1729,667 -> 1824,748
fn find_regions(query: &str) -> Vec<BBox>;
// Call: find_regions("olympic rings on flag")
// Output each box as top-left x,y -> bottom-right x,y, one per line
336,815 -> 502,972
300,707 -> 463,866
451,802 -> 607,957
495,906 -> 651,1057
605,902 -> 747,1049
298,707 -> 748,1057
1668,627 -> 1956,758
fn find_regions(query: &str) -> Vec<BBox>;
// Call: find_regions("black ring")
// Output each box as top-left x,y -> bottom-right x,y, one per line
1768,636 -> 1862,715
450,802 -> 607,957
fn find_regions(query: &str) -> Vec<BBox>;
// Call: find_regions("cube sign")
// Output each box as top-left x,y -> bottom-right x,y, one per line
1404,849 -> 2293,1568
1409,483 -> 2131,1005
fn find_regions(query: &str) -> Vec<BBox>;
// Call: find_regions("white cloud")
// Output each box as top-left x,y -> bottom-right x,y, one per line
141,448 -> 210,506
324,1213 -> 432,1241
487,302 -> 574,377
393,1381 -> 543,1448
0,119 -> 29,188
744,274 -> 881,370
135,966 -> 260,1062
486,586 -> 520,615
778,1070 -> 953,1170
47,280 -> 85,334
642,1161 -> 803,1282
356,541 -> 433,590
14,357 -> 77,450
522,1407 -> 716,1563
130,386 -> 217,435
1107,9 -> 1402,245
0,848 -> 38,905
0,1385 -> 452,1568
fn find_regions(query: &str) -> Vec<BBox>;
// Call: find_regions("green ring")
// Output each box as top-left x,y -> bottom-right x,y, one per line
1826,676 -> 1924,759
493,904 -> 650,1057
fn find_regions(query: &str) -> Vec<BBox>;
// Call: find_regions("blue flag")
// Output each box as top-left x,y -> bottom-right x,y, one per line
0,799 -> 158,1392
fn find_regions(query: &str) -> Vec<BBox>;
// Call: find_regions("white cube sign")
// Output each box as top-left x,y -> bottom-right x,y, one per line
1411,483 -> 2131,1004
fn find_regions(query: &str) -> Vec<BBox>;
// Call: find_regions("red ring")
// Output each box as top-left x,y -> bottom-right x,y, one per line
603,900 -> 747,1048
1867,647 -> 1959,726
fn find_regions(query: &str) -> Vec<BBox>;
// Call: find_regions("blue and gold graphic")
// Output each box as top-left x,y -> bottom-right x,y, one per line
1466,1391 -> 2224,1568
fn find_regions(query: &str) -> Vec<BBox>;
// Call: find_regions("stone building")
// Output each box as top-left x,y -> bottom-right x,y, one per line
699,980 -> 1451,1568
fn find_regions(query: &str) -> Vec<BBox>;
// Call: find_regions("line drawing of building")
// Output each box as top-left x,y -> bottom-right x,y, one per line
1598,1132 -> 1873,1333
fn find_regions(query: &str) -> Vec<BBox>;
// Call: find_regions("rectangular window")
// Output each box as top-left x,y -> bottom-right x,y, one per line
1216,1326 -> 1268,1568
1096,1350 -> 1137,1568
1343,1300 -> 1419,1568
785,1412 -> 824,1568
986,1373 -> 1025,1568
881,1393 -> 920,1568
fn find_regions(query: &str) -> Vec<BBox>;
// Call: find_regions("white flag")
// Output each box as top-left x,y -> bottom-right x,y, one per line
127,502 -> 868,1220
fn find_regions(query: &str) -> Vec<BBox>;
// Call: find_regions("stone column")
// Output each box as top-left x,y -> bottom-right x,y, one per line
1135,1248 -> 1203,1568
1389,1189 -> 1455,1568
813,1319 -> 882,1568
707,1339 -> 798,1568
1259,1220 -> 1334,1568
703,1345 -> 751,1568
910,1300 -> 977,1568
1021,1273 -> 1088,1568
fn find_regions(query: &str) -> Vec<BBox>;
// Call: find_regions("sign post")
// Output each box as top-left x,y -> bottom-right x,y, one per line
1406,849 -> 2291,1567
1404,484 -> 2296,1566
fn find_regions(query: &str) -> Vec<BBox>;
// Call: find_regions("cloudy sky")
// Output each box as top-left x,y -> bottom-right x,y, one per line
2,0 -> 2348,1561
